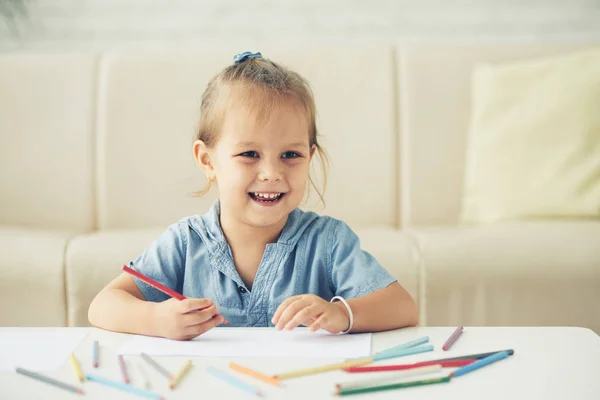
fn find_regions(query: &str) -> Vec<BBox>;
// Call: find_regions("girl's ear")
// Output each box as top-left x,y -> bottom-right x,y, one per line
309,144 -> 317,161
193,140 -> 216,181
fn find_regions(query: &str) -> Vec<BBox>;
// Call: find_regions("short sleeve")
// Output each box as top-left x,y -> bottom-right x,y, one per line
129,222 -> 187,302
328,220 -> 397,299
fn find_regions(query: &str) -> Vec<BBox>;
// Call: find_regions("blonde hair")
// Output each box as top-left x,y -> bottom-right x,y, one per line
195,55 -> 329,206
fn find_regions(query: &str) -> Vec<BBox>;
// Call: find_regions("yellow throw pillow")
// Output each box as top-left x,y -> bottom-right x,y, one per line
460,47 -> 600,224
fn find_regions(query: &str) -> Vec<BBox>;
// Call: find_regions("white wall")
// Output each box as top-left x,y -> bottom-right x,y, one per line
1,0 -> 599,52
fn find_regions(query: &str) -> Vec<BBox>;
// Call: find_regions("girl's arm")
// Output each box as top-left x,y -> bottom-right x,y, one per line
88,274 -> 221,340
88,273 -> 160,335
338,281 -> 419,333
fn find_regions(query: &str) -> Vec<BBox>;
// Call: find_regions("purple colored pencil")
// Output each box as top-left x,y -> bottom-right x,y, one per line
442,326 -> 464,351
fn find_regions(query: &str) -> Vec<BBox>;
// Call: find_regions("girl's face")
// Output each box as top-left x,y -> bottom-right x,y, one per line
195,98 -> 315,232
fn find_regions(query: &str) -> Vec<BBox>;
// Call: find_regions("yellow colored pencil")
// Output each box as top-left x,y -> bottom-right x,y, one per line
169,360 -> 193,390
229,362 -> 283,387
275,357 -> 372,380
69,354 -> 84,383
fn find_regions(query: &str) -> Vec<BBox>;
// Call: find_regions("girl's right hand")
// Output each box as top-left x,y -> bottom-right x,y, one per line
153,298 -> 225,340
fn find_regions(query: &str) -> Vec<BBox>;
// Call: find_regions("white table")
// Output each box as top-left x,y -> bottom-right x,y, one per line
1,326 -> 599,399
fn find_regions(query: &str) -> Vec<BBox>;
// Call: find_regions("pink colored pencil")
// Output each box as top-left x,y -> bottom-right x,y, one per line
118,355 -> 130,384
442,326 -> 464,351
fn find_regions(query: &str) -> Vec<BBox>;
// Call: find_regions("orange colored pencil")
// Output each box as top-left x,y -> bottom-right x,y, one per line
229,362 -> 283,387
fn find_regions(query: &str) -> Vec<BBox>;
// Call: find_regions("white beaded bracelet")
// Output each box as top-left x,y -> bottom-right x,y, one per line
330,296 -> 354,334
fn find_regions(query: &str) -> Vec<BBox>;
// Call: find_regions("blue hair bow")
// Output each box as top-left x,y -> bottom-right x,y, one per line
233,51 -> 262,64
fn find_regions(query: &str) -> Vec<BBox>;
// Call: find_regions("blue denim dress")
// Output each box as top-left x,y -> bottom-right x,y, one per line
130,201 -> 397,327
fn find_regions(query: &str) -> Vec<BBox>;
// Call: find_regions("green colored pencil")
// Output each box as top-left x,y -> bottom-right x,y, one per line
336,375 -> 451,396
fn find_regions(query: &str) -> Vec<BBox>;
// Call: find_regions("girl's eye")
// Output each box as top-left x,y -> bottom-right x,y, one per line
282,151 -> 301,159
240,151 -> 259,158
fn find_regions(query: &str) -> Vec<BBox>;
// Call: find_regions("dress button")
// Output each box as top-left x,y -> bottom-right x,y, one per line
238,286 -> 247,293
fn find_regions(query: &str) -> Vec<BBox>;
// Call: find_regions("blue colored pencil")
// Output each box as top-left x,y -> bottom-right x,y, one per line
206,366 -> 263,397
372,344 -> 434,362
16,367 -> 85,395
451,351 -> 509,377
92,340 -> 99,368
86,373 -> 164,399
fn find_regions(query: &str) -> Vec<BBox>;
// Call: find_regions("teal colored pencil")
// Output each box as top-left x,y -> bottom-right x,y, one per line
337,375 -> 451,396
86,373 -> 164,399
372,344 -> 434,361
376,336 -> 430,355
92,340 -> 99,368
206,366 -> 263,397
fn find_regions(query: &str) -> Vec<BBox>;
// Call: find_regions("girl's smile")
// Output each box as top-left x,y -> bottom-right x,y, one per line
248,191 -> 287,206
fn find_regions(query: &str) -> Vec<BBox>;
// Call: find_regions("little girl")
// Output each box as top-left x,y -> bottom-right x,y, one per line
88,51 -> 418,340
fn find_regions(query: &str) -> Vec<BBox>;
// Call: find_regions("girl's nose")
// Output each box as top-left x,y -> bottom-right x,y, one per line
258,159 -> 283,182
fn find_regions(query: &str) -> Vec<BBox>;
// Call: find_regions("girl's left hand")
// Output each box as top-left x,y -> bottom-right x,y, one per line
271,294 -> 350,334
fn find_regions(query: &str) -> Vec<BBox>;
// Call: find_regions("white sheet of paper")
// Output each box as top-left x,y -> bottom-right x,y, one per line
118,327 -> 371,358
0,328 -> 89,371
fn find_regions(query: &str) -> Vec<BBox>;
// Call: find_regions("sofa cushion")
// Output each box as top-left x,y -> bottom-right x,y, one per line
65,227 -> 419,327
65,228 -> 163,327
410,221 -> 600,333
0,227 -> 71,326
461,48 -> 600,223
397,43 -> 597,226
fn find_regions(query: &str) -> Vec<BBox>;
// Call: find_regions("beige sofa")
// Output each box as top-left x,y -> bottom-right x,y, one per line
1,44 -> 599,332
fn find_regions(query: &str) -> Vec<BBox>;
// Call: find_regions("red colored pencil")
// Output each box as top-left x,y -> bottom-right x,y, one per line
118,355 -> 130,384
345,359 -> 476,373
122,265 -> 229,324
442,326 -> 464,351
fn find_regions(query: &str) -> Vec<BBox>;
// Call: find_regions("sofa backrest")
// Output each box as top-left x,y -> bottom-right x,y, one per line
2,44 -> 597,232
0,54 -> 97,232
397,43 -> 596,227
95,46 -> 398,230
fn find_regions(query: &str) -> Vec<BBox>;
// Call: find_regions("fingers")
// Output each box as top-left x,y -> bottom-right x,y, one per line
182,305 -> 219,326
178,298 -> 213,313
272,296 -> 300,324
275,296 -> 316,330
309,313 -> 328,332
283,304 -> 321,331
183,313 -> 225,339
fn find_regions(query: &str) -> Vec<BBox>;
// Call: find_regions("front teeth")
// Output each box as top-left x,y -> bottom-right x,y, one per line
254,192 -> 281,199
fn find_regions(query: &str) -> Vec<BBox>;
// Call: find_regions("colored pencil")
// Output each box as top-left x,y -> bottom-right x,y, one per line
169,360 -> 193,390
361,348 -> 514,368
69,353 -> 84,383
206,366 -> 263,397
141,353 -> 174,382
451,351 -> 509,377
442,326 -> 464,351
16,367 -> 85,395
92,340 -> 99,368
431,349 -> 514,362
86,373 -> 164,399
275,344 -> 434,380
275,358 -> 373,380
123,265 -> 185,300
336,375 -> 451,396
122,265 -> 229,324
346,358 -> 475,373
371,344 -> 434,362
375,336 -> 429,355
336,364 -> 442,391
118,355 -> 130,384
229,362 -> 283,387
